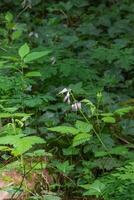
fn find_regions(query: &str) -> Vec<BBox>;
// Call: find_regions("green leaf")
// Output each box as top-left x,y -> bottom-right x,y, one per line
5,12 -> 13,22
0,135 -> 45,156
24,50 -> 51,63
114,106 -> 134,116
73,133 -> 92,147
12,30 -> 22,40
44,194 -> 61,200
12,136 -> 45,156
63,146 -> 79,156
0,112 -> 31,118
18,43 -> 30,59
102,116 -> 116,123
0,135 -> 23,145
75,120 -> 93,132
48,126 -> 78,135
0,146 -> 11,151
54,160 -> 74,175
81,180 -> 105,197
25,71 -> 42,77
95,146 -> 128,157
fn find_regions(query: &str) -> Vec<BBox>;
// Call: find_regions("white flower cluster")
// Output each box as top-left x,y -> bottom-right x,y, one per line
59,88 -> 81,111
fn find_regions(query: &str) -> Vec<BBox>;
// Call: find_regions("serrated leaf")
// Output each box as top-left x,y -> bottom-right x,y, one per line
54,160 -> 74,175
0,112 -> 31,118
0,135 -> 45,156
48,126 -> 78,135
0,135 -> 23,145
24,50 -> 51,63
114,106 -> 134,116
18,43 -> 30,59
75,120 -> 93,132
95,146 -> 128,157
5,12 -> 13,22
25,71 -> 42,77
63,146 -> 79,156
82,180 -> 105,197
102,116 -> 116,123
12,136 -> 45,156
73,133 -> 91,147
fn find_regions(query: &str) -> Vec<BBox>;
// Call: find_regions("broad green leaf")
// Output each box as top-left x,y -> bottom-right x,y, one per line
48,126 -> 78,135
5,12 -> 13,22
12,30 -> 22,40
82,180 -> 105,197
102,116 -> 116,123
12,136 -> 45,156
0,146 -> 11,151
25,71 -> 42,77
0,105 -> 18,113
24,50 -> 51,63
26,150 -> 52,157
18,43 -> 30,59
73,133 -> 92,147
100,113 -> 114,116
95,146 -> 128,157
0,135 -> 22,145
54,160 -> 74,175
0,134 -> 45,156
75,120 -> 93,132
114,106 -> 134,116
0,112 -> 31,118
63,146 -> 79,156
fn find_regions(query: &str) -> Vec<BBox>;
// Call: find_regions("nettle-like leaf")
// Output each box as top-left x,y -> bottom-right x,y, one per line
75,120 -> 93,132
93,157 -> 121,170
0,112 -> 31,119
49,121 -> 93,136
102,116 -> 116,123
0,135 -> 45,156
18,43 -> 30,59
24,50 -> 51,63
48,126 -> 78,135
54,160 -> 74,175
12,136 -> 45,156
72,133 -> 92,147
81,180 -> 105,198
69,82 -> 85,95
95,146 -> 129,157
114,106 -> 134,116
62,146 -> 79,156
25,71 -> 42,77
5,12 -> 13,22
24,96 -> 43,107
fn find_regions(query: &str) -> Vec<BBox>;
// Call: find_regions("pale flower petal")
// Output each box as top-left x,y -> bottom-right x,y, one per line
72,102 -> 81,111
59,88 -> 68,94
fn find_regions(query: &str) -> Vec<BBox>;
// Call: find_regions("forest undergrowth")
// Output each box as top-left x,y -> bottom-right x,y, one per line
0,0 -> 134,199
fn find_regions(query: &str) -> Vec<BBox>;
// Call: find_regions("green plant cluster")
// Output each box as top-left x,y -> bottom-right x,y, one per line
0,0 -> 134,199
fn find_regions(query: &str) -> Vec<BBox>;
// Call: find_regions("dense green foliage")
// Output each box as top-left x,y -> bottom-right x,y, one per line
0,0 -> 134,199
